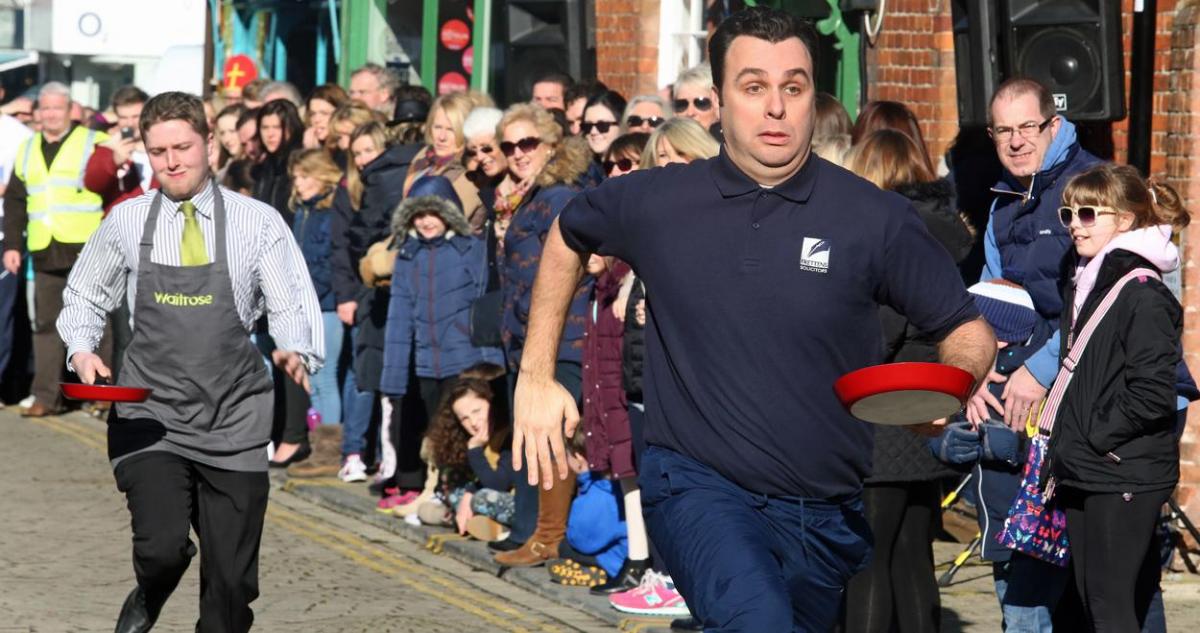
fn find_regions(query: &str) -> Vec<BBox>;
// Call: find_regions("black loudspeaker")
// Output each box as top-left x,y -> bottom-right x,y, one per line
1003,0 -> 1124,122
950,0 -> 1124,125
951,0 -> 1003,126
500,0 -> 595,106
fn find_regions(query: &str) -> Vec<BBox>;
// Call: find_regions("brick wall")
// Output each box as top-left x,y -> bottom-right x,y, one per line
1166,0 -> 1200,530
864,0 -> 960,164
593,0 -> 660,98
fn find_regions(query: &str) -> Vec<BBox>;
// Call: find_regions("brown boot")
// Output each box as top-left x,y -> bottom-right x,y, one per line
287,424 -> 343,478
494,475 -> 577,567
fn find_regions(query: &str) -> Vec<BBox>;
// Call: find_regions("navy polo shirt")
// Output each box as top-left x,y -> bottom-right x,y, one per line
559,149 -> 979,498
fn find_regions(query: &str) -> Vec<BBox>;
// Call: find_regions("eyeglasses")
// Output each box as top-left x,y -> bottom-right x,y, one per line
602,157 -> 635,174
1058,205 -> 1119,228
989,117 -> 1054,144
580,120 -> 618,135
499,136 -> 542,157
464,145 -> 495,158
673,97 -> 713,113
625,115 -> 665,129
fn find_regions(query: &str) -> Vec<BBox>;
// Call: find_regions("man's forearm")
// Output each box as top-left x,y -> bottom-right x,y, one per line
519,217 -> 586,381
939,317 -> 997,386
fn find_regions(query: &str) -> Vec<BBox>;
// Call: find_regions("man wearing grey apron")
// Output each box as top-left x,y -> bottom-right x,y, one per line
58,92 -> 322,632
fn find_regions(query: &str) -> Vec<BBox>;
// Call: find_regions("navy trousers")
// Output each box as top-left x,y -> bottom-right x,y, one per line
639,446 -> 872,632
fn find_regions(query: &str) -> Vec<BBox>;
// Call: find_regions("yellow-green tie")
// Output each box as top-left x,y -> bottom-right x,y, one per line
179,201 -> 208,266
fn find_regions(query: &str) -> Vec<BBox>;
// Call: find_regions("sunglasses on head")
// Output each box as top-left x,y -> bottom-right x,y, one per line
580,120 -> 618,135
673,97 -> 713,113
499,136 -> 542,157
1058,205 -> 1119,228
464,145 -> 495,158
625,115 -> 665,129
603,157 -> 635,174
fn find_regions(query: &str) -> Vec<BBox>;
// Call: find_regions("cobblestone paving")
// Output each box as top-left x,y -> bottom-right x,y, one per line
4,406 -> 1200,632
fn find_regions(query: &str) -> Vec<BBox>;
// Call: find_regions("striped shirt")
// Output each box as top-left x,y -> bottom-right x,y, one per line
58,181 -> 324,373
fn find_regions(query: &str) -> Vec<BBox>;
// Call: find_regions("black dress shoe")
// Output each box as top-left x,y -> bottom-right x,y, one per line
589,558 -> 648,595
670,617 -> 703,631
487,537 -> 524,553
269,443 -> 311,468
114,586 -> 157,633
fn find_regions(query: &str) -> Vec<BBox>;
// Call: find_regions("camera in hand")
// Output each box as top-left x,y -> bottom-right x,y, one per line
121,127 -> 134,140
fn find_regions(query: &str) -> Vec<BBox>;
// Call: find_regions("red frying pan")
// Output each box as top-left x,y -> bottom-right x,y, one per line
834,362 -> 975,426
61,377 -> 152,403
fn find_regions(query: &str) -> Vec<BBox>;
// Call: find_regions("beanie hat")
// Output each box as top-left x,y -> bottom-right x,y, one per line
968,279 -> 1038,344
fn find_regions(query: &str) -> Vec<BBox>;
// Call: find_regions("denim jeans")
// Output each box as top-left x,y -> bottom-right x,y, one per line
0,270 -> 17,376
308,311 -> 343,425
341,325 -> 375,457
993,553 -> 1070,632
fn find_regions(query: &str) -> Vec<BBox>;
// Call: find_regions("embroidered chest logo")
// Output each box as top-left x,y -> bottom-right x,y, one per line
154,292 -> 214,307
800,237 -> 830,274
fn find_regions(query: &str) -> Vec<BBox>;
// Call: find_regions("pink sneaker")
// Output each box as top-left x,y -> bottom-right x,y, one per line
608,571 -> 690,616
375,490 -> 420,514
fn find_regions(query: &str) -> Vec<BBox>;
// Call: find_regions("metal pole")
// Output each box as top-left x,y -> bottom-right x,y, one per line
1128,0 -> 1156,175
470,0 -> 491,93
421,0 -> 440,93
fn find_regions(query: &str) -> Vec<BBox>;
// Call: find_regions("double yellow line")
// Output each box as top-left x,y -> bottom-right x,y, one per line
26,413 -> 567,633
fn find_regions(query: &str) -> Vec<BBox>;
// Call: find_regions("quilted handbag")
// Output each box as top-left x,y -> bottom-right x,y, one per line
997,267 -> 1161,567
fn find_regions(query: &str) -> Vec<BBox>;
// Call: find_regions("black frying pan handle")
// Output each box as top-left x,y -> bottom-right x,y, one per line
94,375 -> 112,386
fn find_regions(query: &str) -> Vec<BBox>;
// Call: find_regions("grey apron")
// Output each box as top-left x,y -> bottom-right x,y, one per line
113,183 -> 273,470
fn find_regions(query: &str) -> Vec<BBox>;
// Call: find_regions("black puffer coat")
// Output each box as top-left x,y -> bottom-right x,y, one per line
252,142 -> 301,223
1048,249 -> 1181,494
622,277 -> 645,402
348,143 -> 421,392
869,178 -> 975,483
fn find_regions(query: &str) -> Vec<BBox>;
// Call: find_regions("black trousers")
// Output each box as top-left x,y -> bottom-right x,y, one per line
1059,486 -> 1172,633
843,481 -> 941,633
114,451 -> 269,633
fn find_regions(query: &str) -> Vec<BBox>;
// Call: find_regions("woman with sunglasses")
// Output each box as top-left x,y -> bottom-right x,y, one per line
582,90 -> 628,165
489,103 -> 594,567
841,129 -> 974,633
671,63 -> 719,134
401,92 -> 489,233
620,95 -> 670,135
462,107 -> 507,190
1047,164 -> 1189,632
640,118 -> 719,169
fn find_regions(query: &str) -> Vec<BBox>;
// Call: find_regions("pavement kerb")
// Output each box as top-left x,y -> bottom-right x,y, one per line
271,472 -> 677,632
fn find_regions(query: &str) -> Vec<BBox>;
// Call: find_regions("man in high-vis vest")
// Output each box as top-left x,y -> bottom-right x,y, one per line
2,81 -> 107,417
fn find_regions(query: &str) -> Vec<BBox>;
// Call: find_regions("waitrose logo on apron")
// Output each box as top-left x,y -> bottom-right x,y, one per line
154,292 -> 215,307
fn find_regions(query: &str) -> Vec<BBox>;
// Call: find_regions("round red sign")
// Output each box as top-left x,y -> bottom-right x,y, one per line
438,72 -> 469,95
222,54 -> 258,90
440,19 -> 471,52
462,46 -> 474,75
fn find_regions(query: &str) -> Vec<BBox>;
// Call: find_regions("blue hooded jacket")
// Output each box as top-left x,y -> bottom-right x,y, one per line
982,118 -> 1101,387
565,472 -> 628,577
380,176 -> 504,396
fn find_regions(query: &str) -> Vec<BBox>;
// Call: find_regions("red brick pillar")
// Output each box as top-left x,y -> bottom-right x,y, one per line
1166,1 -> 1200,531
863,1 -> 960,163
593,0 -> 660,98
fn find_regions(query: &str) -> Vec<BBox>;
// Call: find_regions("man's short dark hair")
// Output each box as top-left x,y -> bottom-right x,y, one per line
111,85 -> 149,110
566,79 -> 609,107
989,78 -> 1056,124
139,91 -> 209,139
237,106 -> 259,129
533,71 -> 575,94
707,7 -> 820,95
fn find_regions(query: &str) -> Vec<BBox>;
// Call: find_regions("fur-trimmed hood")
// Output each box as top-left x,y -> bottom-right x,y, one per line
391,175 -> 473,240
535,135 -> 592,188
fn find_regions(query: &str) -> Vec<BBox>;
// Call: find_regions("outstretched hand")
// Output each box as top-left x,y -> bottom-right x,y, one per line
272,350 -> 311,393
512,374 -> 580,490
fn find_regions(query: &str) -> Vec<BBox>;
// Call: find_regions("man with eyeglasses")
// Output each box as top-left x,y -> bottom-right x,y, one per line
964,77 -> 1101,629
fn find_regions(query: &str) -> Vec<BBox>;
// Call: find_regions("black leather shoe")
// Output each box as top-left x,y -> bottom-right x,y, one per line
670,617 -> 703,631
589,558 -> 648,595
486,537 -> 524,553
114,586 -> 157,633
269,443 -> 311,468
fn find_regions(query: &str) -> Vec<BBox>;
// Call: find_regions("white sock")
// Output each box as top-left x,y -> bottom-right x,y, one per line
621,477 -> 650,562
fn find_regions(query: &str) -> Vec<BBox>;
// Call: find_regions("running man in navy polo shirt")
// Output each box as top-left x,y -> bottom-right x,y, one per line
513,9 -> 996,631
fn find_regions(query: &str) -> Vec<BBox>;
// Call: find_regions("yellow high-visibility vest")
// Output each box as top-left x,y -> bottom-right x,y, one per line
14,126 -> 107,251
